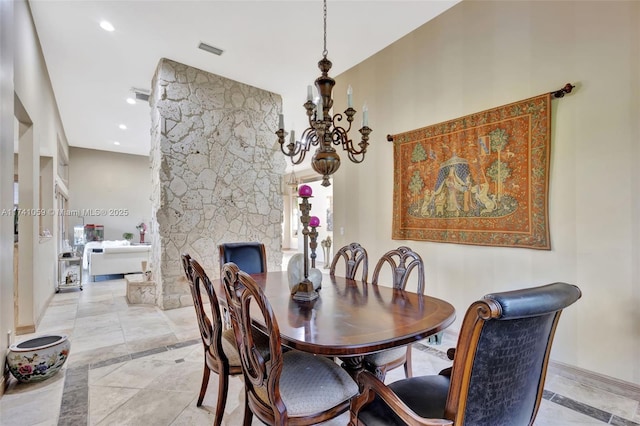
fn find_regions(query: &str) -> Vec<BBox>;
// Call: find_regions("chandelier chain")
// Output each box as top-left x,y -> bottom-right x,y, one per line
322,0 -> 328,58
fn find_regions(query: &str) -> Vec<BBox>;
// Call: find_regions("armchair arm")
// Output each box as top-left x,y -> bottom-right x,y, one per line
446,348 -> 456,360
438,348 -> 456,377
350,371 -> 453,426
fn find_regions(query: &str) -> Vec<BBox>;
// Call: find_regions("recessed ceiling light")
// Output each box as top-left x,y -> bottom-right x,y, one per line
99,21 -> 115,32
126,98 -> 136,105
113,141 -> 121,146
119,124 -> 127,130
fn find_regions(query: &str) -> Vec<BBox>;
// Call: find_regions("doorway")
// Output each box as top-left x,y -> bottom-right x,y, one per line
282,173 -> 334,268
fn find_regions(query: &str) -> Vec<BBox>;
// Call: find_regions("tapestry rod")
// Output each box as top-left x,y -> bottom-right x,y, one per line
550,83 -> 575,98
386,82 -> 575,143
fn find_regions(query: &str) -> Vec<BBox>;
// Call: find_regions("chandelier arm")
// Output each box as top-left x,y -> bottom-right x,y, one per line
329,125 -> 348,147
279,128 -> 321,165
301,127 -> 321,148
331,112 -> 353,135
329,125 -> 370,163
280,140 -> 307,165
346,149 -> 366,164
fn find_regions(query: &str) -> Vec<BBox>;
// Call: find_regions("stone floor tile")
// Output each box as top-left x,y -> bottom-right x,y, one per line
88,385 -> 139,425
94,388 -> 193,425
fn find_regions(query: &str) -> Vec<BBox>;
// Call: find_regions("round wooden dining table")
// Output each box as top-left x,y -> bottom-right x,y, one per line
215,270 -> 455,376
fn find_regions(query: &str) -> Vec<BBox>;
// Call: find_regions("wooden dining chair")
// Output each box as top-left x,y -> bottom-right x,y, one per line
221,262 -> 359,425
180,253 -> 242,426
330,242 -> 369,282
349,282 -> 582,426
364,246 -> 425,380
218,242 -> 267,275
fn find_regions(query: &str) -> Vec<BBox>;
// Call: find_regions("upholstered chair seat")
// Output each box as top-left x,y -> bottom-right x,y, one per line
358,375 -> 450,425
363,346 -> 407,368
220,329 -> 241,367
221,327 -> 271,367
254,350 -> 358,417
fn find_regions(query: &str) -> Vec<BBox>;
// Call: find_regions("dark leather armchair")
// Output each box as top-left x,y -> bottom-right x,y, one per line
218,242 -> 267,275
349,282 -> 582,426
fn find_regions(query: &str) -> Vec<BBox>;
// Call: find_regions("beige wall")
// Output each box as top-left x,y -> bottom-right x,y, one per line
14,0 -> 66,331
68,147 -> 152,242
332,1 -> 640,385
1,0 -> 69,381
0,0 -> 15,393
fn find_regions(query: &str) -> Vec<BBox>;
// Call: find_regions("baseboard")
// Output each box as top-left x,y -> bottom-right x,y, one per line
15,325 -> 35,335
548,359 -> 640,401
1,367 -> 8,397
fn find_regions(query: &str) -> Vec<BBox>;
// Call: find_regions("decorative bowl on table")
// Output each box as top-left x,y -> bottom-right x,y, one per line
287,253 -> 322,292
7,334 -> 71,383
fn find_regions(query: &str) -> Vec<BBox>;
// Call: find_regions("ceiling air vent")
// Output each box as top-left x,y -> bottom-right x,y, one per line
131,88 -> 150,102
198,42 -> 224,56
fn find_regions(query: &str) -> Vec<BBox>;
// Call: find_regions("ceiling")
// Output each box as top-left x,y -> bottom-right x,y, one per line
29,0 -> 459,157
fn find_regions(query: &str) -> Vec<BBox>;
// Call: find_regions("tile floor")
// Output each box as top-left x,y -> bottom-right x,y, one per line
2,262 -> 640,426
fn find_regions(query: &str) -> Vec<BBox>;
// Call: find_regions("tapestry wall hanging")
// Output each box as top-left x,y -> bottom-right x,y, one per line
391,93 -> 552,250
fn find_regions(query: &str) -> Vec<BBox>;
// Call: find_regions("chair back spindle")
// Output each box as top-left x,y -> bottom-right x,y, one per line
330,242 -> 369,282
371,246 -> 425,294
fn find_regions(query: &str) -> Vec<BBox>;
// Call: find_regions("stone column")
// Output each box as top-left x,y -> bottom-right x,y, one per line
149,58 -> 285,309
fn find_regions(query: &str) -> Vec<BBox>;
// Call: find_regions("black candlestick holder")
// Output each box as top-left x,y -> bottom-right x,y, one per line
309,225 -> 318,268
291,185 -> 319,302
308,218 -> 321,289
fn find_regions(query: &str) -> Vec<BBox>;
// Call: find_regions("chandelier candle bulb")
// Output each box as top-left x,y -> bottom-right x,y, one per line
307,85 -> 314,101
347,85 -> 353,108
290,130 -> 296,144
309,216 -> 320,227
279,114 -> 285,130
363,103 -> 369,127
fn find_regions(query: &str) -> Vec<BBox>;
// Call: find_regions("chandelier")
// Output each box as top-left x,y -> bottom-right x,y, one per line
276,0 -> 372,187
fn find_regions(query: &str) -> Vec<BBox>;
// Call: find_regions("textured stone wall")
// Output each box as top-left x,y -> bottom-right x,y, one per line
149,58 -> 285,310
